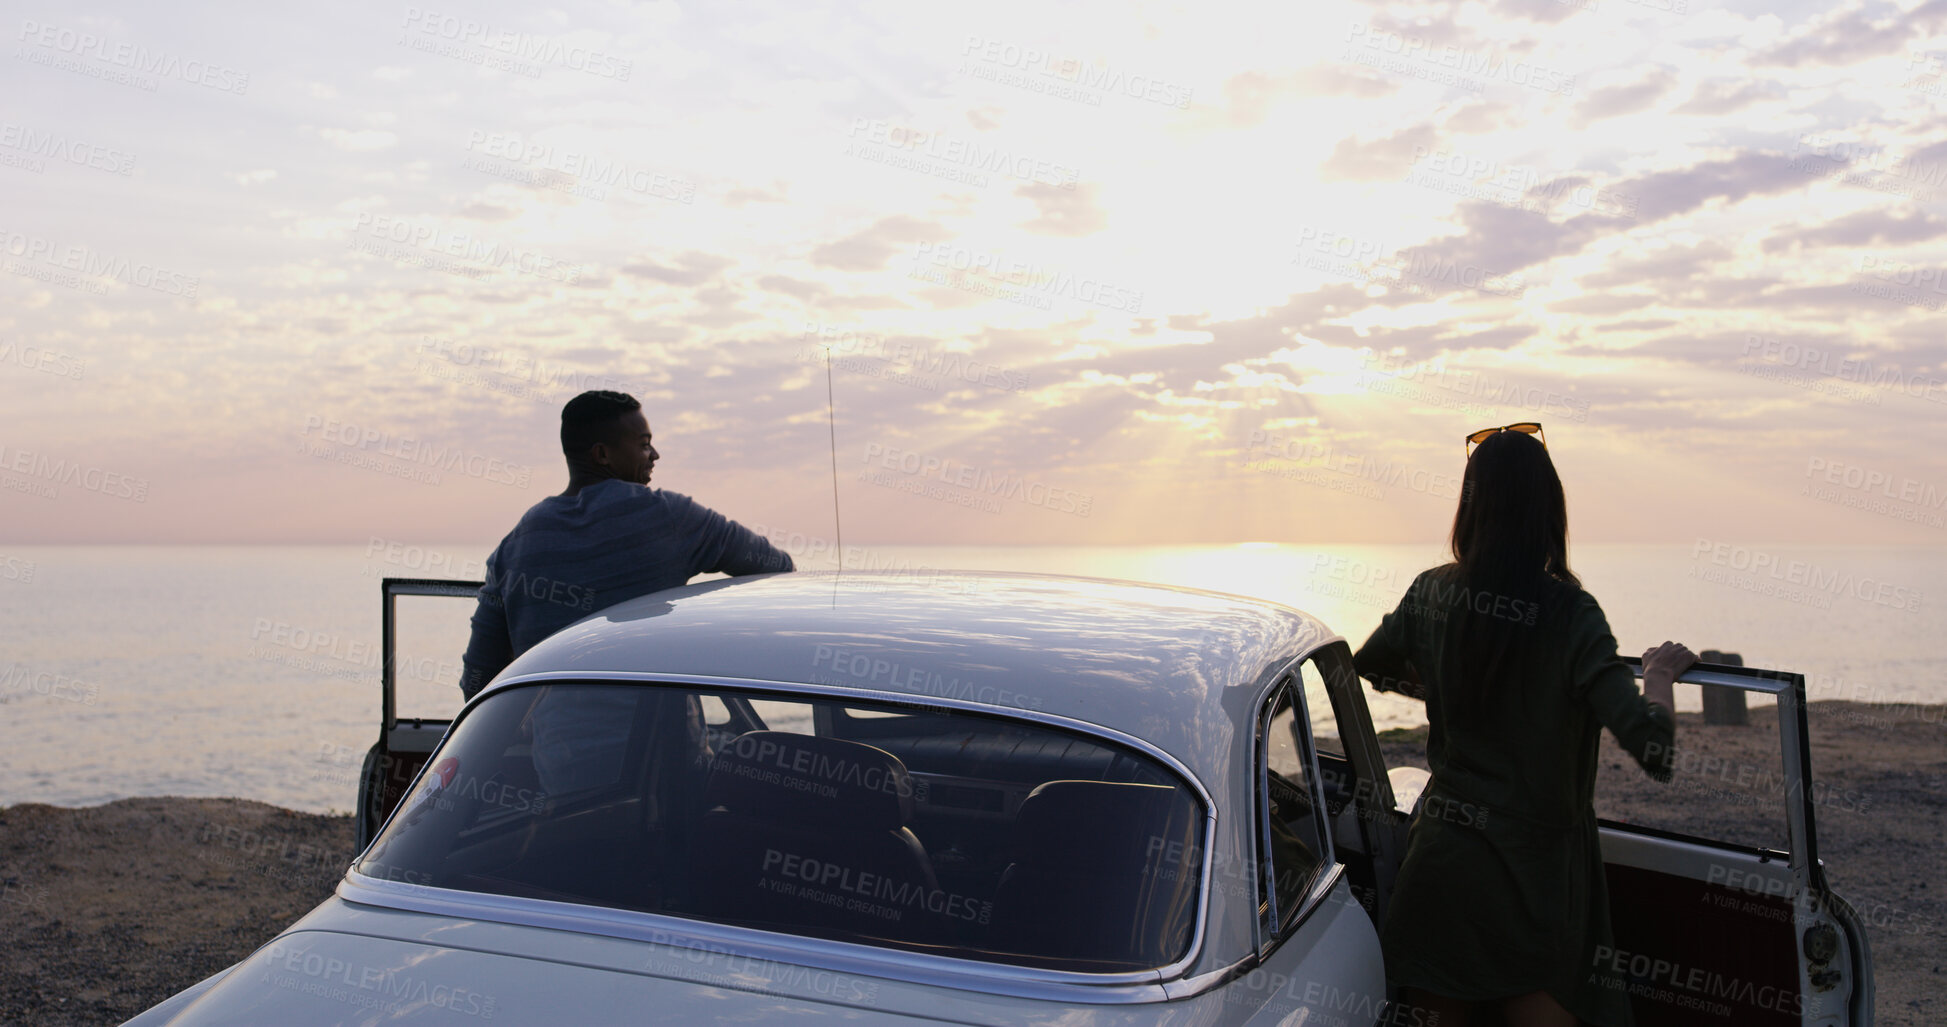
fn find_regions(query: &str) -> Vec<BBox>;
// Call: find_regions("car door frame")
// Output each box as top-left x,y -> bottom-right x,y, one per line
1212,662 -> 1389,1026
1307,640 -> 1410,927
357,577 -> 483,849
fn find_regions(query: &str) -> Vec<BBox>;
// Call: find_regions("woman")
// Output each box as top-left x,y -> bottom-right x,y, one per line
1353,424 -> 1695,1027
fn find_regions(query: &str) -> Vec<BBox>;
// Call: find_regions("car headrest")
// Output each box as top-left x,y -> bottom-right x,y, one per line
1014,780 -> 1191,871
705,731 -> 915,831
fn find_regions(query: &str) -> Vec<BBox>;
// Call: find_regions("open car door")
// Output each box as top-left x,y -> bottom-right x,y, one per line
356,577 -> 483,849
1593,658 -> 1873,1026
1314,648 -> 1874,1026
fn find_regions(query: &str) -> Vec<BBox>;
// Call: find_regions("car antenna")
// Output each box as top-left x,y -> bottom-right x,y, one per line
824,343 -> 843,599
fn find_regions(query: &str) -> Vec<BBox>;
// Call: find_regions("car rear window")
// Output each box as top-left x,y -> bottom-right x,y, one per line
357,682 -> 1208,973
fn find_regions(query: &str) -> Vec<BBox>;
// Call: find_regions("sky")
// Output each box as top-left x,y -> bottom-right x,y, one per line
2,0 -> 1945,547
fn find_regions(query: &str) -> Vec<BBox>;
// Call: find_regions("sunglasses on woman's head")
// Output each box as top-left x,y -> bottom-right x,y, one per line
1466,422 -> 1544,455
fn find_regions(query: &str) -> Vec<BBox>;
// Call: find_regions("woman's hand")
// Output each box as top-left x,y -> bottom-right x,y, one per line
1642,641 -> 1697,681
1640,640 -> 1695,710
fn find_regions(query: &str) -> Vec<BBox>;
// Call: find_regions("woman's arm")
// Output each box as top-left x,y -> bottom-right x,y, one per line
1573,596 -> 1689,780
1353,572 -> 1427,700
1367,662 -> 1426,700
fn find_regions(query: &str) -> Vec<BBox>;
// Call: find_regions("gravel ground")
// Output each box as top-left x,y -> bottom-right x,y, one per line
1,700 -> 1939,1026
0,798 -> 353,1026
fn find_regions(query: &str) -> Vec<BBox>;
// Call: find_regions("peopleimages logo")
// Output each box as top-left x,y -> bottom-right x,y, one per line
1246,429 -> 1465,500
909,243 -> 1143,313
1590,945 -> 1804,1017
1690,537 -> 1924,612
859,443 -> 1093,516
256,942 -> 498,1019
1803,457 -> 1947,508
810,644 -> 1044,711
0,122 -> 136,175
1357,349 -> 1590,422
760,848 -> 994,924
15,19 -> 251,94
1343,24 -> 1576,95
462,131 -> 692,203
0,444 -> 148,500
0,228 -> 199,297
0,340 -> 85,379
298,415 -> 533,487
1741,335 -> 1945,405
1406,145 -> 1638,220
719,731 -> 914,798
799,322 -> 1033,391
845,119 -> 1080,189
958,36 -> 1194,109
349,213 -> 582,284
641,928 -> 882,1005
399,8 -> 632,80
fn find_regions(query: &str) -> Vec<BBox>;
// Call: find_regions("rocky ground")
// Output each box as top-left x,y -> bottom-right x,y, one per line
0,798 -> 352,1025
0,700 -> 1939,1025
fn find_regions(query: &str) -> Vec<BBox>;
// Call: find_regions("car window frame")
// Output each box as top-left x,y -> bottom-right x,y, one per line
1253,668 -> 1335,951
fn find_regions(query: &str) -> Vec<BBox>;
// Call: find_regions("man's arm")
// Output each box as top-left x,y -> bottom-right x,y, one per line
677,496 -> 795,577
458,556 -> 513,699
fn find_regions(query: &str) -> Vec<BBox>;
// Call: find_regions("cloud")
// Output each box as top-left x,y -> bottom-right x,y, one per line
1551,293 -> 1654,315
1761,0 -> 1947,66
1209,67 -> 1396,130
1388,202 -> 1592,287
1371,151 -> 1804,298
1908,139 -> 1947,166
1600,319 -> 1680,333
686,284 -> 756,328
1578,240 -> 1740,290
1214,71 -> 1286,128
1572,68 -> 1677,127
623,251 -> 736,286
316,127 -> 397,152
723,182 -> 788,207
229,170 -> 277,186
1494,0 -> 1590,23
810,215 -> 944,271
756,274 -> 828,301
1291,65 -> 1397,100
1442,101 -> 1515,134
457,203 -> 519,222
1627,151 -> 1807,222
1017,181 -> 1106,237
1762,209 -> 1947,252
1675,79 -> 1778,116
1144,281 -> 1538,379
1318,123 -> 1439,182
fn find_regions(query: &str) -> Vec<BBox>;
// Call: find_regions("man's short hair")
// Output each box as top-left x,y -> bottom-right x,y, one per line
560,390 -> 641,457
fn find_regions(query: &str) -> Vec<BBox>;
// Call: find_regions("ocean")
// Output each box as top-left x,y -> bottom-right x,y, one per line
1,543 -> 1940,814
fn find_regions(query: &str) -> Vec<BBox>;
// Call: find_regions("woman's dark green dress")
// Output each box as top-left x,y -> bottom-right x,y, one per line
1353,568 -> 1674,1027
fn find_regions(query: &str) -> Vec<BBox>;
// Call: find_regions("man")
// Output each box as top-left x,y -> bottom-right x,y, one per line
459,390 -> 794,698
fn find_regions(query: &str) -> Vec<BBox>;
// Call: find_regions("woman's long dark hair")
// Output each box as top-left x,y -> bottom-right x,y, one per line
1433,430 -> 1579,717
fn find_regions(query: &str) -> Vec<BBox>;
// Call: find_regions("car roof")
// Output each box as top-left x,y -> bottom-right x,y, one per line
492,570 -> 1339,789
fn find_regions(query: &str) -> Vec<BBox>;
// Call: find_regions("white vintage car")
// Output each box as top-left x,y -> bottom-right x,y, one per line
127,572 -> 1872,1025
